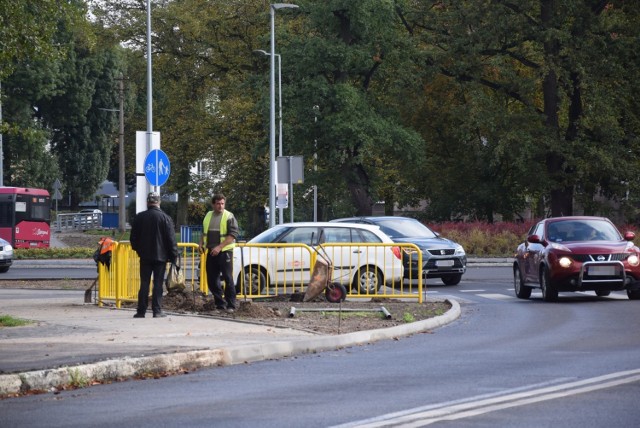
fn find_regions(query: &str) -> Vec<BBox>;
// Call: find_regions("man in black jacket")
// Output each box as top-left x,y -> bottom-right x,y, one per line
130,192 -> 178,318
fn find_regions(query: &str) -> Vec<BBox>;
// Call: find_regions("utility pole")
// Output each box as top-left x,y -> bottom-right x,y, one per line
117,74 -> 126,233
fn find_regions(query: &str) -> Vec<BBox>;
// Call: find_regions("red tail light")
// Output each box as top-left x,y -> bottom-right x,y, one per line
391,246 -> 402,260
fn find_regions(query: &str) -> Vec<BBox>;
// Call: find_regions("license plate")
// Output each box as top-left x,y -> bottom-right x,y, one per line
436,260 -> 454,267
588,266 -> 616,276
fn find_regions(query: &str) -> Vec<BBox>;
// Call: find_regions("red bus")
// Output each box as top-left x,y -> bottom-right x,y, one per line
0,187 -> 51,248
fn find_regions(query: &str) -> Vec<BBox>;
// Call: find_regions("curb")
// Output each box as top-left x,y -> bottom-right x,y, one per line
0,299 -> 461,396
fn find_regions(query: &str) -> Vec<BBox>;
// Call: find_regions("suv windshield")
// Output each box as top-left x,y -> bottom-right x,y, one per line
375,219 -> 437,239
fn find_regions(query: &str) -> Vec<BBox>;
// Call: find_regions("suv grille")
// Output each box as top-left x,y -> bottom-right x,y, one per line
570,253 -> 628,262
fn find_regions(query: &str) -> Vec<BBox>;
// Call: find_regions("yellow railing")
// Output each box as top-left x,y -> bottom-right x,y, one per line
99,241 -> 423,306
98,242 -> 200,308
233,242 -> 423,303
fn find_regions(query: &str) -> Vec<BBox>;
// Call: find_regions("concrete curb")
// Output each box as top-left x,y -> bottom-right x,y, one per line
0,299 -> 460,396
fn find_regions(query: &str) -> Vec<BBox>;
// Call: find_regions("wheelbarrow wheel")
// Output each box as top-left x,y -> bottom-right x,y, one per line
325,282 -> 346,303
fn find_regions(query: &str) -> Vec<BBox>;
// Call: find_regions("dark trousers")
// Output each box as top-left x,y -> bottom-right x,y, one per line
206,250 -> 236,309
137,260 -> 167,315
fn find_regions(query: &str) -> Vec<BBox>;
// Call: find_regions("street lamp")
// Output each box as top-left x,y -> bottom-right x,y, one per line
269,3 -> 298,227
254,49 -> 284,225
99,74 -> 126,233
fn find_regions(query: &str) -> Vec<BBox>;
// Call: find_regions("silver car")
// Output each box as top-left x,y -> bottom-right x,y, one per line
332,216 -> 467,285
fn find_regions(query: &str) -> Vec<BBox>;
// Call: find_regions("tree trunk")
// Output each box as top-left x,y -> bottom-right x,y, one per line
541,0 -> 573,217
343,164 -> 373,216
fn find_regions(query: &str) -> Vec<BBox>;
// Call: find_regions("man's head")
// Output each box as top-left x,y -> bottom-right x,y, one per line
147,192 -> 161,206
211,193 -> 226,214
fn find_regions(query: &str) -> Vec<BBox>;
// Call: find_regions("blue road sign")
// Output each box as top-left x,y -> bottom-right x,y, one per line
144,149 -> 171,186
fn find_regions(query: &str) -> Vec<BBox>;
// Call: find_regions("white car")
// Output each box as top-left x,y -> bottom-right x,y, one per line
0,237 -> 13,273
74,209 -> 102,227
233,222 -> 404,295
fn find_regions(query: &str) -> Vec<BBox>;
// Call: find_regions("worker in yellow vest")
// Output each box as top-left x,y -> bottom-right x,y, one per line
199,193 -> 239,312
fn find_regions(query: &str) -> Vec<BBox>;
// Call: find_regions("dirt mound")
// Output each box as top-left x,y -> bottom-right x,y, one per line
160,288 -> 451,335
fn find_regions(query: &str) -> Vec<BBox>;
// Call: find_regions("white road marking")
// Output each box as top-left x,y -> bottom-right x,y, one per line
476,293 -> 515,301
460,289 -> 485,293
333,369 -> 640,427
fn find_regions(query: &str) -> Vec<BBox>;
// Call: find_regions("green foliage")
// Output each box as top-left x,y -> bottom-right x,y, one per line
5,0 -> 640,224
0,315 -> 31,327
15,247 -> 95,259
0,0 -> 86,79
402,312 -> 415,323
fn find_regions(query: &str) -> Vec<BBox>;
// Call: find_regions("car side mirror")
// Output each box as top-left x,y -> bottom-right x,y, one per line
624,231 -> 635,241
527,234 -> 542,244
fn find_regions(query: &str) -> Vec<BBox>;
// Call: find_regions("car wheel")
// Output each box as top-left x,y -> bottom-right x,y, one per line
236,266 -> 267,295
595,290 -> 610,297
325,282 -> 347,303
540,266 -> 558,302
513,264 -> 531,299
441,274 -> 462,286
627,289 -> 640,300
352,265 -> 382,294
0,266 -> 9,273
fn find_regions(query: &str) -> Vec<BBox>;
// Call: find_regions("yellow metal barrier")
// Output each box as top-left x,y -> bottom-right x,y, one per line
232,242 -> 423,303
98,242 -> 200,308
99,241 -> 423,306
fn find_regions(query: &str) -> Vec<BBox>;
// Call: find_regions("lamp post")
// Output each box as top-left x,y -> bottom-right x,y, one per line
254,49 -> 284,225
269,3 -> 298,227
99,74 -> 126,233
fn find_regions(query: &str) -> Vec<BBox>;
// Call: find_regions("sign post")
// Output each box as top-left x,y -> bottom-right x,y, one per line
52,179 -> 63,232
277,156 -> 304,222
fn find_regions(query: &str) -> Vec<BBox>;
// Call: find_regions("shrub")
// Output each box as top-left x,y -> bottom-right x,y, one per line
429,220 -> 535,257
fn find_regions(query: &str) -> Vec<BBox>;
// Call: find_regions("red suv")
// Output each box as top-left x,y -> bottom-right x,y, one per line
513,216 -> 640,301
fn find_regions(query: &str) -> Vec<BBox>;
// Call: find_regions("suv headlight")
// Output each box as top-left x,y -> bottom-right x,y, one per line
628,254 -> 639,266
454,245 -> 465,256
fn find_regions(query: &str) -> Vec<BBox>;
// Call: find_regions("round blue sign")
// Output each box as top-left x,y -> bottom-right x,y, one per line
144,149 -> 171,186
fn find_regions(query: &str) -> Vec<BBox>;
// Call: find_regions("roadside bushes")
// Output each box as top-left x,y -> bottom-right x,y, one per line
429,221 -> 536,257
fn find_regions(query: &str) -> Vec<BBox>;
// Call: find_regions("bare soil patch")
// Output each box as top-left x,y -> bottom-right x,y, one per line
0,280 -> 451,335
55,231 -> 108,248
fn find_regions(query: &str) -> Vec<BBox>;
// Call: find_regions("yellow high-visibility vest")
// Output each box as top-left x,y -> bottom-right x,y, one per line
202,209 -> 236,252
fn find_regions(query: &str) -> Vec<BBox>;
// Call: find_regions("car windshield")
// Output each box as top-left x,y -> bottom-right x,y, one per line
374,219 -> 437,239
249,225 -> 290,244
546,219 -> 622,242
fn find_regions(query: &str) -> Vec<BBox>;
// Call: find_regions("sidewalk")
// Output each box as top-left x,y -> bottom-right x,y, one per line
0,289 -> 460,396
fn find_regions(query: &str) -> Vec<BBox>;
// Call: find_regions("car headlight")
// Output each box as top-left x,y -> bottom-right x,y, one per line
454,245 -> 465,256
628,254 -> 640,266
558,257 -> 572,268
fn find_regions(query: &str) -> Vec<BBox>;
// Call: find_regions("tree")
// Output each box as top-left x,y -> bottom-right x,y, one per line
0,0 -> 85,80
401,0 -> 640,219
283,0 -> 425,217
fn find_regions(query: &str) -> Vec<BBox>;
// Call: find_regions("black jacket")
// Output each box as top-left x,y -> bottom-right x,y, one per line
130,206 -> 178,263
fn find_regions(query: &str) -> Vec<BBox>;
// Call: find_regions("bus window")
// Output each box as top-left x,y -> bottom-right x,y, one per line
0,202 -> 12,227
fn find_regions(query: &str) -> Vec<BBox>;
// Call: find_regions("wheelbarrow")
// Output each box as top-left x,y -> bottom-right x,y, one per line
303,242 -> 347,303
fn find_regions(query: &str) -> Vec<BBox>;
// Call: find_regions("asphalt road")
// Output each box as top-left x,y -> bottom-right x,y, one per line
1,266 -> 639,428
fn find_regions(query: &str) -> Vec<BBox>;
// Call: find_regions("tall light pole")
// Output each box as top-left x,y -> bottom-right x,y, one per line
146,0 -> 154,195
269,3 -> 298,227
117,74 -> 126,232
99,74 -> 126,233
254,50 -> 284,224
0,80 -> 3,187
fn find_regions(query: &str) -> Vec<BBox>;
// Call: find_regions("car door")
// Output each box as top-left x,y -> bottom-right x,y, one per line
277,226 -> 319,286
523,222 -> 545,283
319,227 -> 355,285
